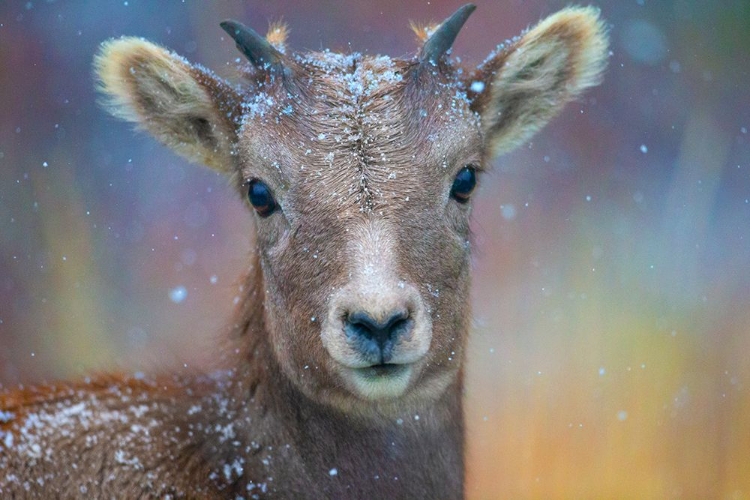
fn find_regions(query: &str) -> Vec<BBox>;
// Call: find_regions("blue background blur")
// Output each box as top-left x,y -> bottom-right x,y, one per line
1,1 -> 749,497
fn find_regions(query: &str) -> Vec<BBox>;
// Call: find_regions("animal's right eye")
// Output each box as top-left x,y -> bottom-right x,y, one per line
247,179 -> 277,217
450,165 -> 477,203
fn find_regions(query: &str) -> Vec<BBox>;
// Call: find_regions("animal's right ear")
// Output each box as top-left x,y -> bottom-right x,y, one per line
94,38 -> 242,173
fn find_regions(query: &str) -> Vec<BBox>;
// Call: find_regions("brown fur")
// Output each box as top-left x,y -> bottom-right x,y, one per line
0,6 -> 608,498
266,21 -> 289,51
409,20 -> 440,43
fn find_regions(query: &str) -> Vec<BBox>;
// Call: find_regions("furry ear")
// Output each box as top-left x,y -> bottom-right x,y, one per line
469,7 -> 609,157
94,38 -> 242,173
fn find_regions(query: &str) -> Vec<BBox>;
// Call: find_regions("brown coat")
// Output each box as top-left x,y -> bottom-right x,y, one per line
0,5 -> 607,498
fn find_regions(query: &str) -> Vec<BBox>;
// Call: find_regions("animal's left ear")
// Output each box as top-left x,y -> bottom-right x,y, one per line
468,7 -> 609,158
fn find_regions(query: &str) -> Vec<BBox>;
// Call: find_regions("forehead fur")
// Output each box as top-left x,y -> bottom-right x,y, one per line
238,51 -> 481,212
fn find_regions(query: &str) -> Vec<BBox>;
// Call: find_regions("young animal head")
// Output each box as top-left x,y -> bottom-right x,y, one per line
94,5 -> 607,415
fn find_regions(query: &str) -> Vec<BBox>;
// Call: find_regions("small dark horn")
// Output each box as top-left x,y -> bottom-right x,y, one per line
220,19 -> 283,69
420,3 -> 476,64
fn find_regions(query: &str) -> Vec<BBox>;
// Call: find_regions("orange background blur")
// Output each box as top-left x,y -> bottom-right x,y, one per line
1,1 -> 749,498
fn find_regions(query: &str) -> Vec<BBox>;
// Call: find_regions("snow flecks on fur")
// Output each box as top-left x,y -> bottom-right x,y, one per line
2,6 -> 609,497
305,52 -> 406,211
242,91 -> 276,120
239,48 -> 481,214
1,387 -> 156,493
0,373 -> 279,497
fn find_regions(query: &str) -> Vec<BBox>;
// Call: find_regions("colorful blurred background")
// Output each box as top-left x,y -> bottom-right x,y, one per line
1,1 -> 748,497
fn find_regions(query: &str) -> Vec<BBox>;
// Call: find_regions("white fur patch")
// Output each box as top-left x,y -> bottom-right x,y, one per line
320,221 -> 433,399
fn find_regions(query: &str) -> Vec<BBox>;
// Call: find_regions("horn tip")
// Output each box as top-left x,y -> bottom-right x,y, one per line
453,4 -> 477,25
219,20 -> 241,35
420,3 -> 477,64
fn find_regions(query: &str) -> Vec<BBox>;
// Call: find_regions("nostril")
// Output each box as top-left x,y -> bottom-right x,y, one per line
346,311 -> 385,335
344,315 -> 374,342
344,310 -> 413,348
387,317 -> 413,341
381,310 -> 409,333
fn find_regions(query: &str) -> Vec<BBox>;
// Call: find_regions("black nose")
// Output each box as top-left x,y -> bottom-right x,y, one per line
344,310 -> 413,364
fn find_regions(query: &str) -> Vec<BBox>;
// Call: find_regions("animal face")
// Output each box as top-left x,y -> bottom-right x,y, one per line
236,52 -> 482,405
94,5 -> 608,413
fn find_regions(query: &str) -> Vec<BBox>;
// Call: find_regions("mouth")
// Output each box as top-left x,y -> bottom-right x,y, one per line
344,362 -> 414,400
356,363 -> 410,379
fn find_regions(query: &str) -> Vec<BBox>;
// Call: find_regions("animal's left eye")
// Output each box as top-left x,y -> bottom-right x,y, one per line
450,166 -> 477,203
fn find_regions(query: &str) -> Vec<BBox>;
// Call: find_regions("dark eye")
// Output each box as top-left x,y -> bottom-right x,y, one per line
247,179 -> 277,217
450,166 -> 477,203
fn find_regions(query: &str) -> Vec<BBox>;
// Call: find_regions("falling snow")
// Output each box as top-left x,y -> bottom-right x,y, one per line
168,286 -> 187,303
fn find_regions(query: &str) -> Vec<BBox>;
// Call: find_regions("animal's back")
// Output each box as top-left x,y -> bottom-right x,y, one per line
0,375 -> 234,498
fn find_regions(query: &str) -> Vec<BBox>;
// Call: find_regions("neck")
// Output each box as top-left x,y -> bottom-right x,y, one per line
218,250 -> 465,498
